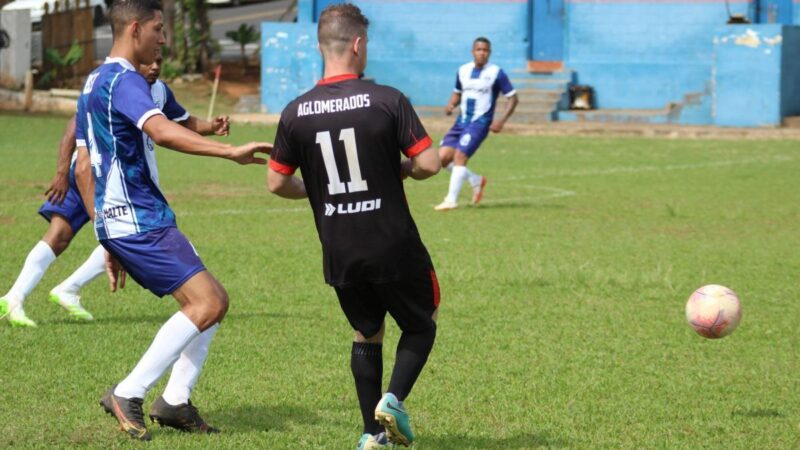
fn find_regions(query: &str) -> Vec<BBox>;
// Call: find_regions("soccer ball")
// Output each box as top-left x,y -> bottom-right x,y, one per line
685,284 -> 742,339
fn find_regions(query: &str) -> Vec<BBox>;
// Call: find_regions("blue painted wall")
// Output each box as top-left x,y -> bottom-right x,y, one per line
780,25 -> 800,119
262,0 -> 800,126
563,1 -> 751,112
714,25 -> 784,126
353,0 -> 528,106
261,23 -> 321,113
532,0 -> 564,61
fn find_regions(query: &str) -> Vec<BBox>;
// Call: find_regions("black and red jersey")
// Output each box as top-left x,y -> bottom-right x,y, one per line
270,74 -> 434,286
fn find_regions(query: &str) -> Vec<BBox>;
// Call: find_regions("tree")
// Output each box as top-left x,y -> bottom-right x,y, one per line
225,24 -> 260,75
171,0 -> 213,74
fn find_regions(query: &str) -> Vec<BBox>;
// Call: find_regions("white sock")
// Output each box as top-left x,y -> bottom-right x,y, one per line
444,162 -> 454,173
162,323 -> 219,405
445,166 -> 468,203
466,168 -> 483,188
54,245 -> 105,296
4,241 -> 57,304
115,311 -> 200,399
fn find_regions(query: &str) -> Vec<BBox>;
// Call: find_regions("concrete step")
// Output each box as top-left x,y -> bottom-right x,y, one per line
510,110 -> 557,123
510,68 -> 574,82
516,102 -> 559,113
516,88 -> 564,101
511,78 -> 569,91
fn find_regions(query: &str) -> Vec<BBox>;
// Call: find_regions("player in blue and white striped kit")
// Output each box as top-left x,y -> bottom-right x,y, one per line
74,0 -> 270,441
0,55 -> 230,328
435,37 -> 518,211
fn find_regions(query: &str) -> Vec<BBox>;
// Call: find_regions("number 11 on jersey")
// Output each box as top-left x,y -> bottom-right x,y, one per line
316,128 -> 368,195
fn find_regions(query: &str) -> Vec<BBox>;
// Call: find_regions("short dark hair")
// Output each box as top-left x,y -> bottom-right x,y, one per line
109,0 -> 162,38
474,37 -> 491,47
318,3 -> 369,55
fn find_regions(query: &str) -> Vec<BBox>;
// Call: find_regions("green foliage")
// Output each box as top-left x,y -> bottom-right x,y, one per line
1,115 -> 800,448
37,41 -> 84,88
159,58 -> 184,81
226,23 -> 260,74
225,23 -> 260,47
172,0 -> 213,74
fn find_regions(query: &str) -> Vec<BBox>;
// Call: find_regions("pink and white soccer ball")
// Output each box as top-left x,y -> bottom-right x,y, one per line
685,284 -> 742,339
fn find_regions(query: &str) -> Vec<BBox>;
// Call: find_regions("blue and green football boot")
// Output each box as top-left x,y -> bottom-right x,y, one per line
374,393 -> 414,447
358,431 -> 391,450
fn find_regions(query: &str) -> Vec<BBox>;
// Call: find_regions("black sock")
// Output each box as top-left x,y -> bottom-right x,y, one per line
351,342 -> 383,435
387,325 -> 437,401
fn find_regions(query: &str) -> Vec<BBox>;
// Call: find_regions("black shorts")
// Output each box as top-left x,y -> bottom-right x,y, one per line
334,269 -> 440,338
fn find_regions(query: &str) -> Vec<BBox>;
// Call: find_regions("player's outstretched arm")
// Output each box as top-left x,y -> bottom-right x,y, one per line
75,146 -> 96,221
267,169 -> 307,199
180,115 -> 230,137
444,92 -> 461,116
490,93 -> 519,133
402,146 -> 441,180
143,114 -> 270,163
45,116 -> 77,205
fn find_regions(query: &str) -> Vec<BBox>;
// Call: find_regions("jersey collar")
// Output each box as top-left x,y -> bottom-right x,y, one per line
104,56 -> 136,72
317,74 -> 359,85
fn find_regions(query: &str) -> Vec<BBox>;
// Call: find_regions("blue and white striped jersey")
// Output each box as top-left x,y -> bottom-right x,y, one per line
75,58 -> 187,240
453,62 -> 516,125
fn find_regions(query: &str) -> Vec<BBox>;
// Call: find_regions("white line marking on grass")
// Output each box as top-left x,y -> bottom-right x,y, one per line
478,185 -> 577,205
501,155 -> 794,181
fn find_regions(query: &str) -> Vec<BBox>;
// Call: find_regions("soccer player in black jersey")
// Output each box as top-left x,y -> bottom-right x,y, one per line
266,4 -> 441,449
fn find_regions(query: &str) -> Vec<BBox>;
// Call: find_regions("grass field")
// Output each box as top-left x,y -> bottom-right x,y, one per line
1,114 -> 799,449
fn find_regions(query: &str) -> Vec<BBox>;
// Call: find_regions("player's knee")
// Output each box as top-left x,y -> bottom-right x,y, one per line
453,152 -> 469,166
43,233 -> 72,256
217,290 -> 230,319
354,323 -> 385,343
438,148 -> 453,165
206,290 -> 228,323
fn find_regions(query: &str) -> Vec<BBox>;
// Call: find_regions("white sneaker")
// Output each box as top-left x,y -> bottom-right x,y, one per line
5,300 -> 37,328
434,200 -> 458,211
49,289 -> 94,321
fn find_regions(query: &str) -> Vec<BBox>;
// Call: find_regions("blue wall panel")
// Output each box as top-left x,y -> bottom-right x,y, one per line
261,1 -> 800,125
261,23 -> 322,114
352,0 -> 528,105
564,2 -> 751,110
714,25 -> 786,126
780,25 -> 800,118
532,0 -> 564,61
795,0 -> 800,24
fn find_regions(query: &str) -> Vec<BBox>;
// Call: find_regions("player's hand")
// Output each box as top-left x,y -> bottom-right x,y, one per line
105,251 -> 126,293
444,104 -> 455,116
44,172 -> 69,205
490,120 -> 505,133
229,142 -> 272,165
212,115 -> 230,136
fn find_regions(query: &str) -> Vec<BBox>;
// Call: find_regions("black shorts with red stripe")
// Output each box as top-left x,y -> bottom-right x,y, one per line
334,268 -> 440,338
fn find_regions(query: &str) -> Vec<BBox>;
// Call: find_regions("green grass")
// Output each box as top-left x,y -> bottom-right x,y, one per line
1,114 -> 800,449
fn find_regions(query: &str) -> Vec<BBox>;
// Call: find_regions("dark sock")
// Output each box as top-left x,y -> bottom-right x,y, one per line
351,342 -> 383,434
387,325 -> 437,401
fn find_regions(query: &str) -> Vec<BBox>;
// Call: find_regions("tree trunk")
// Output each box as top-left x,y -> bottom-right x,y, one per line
162,0 -> 175,54
241,44 -> 247,76
196,0 -> 211,74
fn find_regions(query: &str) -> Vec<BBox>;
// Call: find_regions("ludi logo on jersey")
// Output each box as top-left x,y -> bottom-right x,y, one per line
324,198 -> 382,217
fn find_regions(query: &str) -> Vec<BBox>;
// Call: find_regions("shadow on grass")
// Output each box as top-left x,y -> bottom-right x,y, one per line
420,432 -> 569,449
210,403 -> 320,433
731,408 -> 784,418
47,311 -> 297,327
